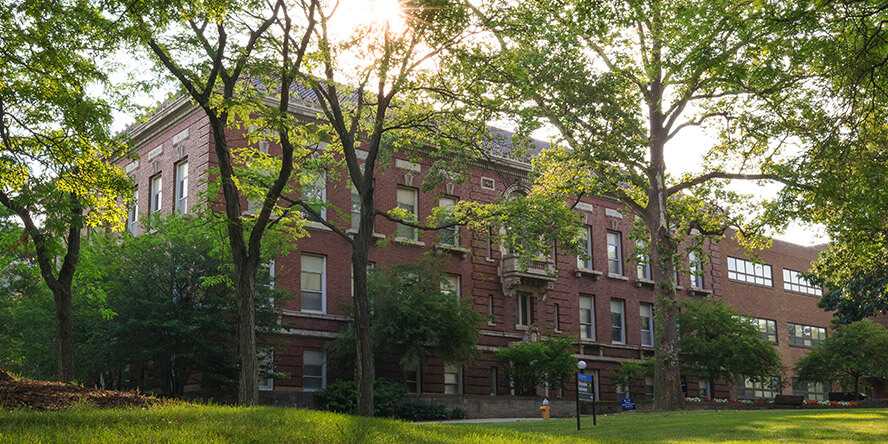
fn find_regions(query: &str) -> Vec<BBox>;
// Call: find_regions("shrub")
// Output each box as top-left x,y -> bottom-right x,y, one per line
395,401 -> 451,421
315,379 -> 406,417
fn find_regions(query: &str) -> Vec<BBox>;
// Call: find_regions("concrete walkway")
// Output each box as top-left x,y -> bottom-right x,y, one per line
417,417 -> 547,424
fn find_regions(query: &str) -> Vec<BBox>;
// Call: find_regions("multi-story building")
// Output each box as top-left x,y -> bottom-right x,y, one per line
124,95 -> 842,407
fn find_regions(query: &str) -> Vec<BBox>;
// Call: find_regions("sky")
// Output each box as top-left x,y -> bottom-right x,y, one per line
109,0 -> 828,247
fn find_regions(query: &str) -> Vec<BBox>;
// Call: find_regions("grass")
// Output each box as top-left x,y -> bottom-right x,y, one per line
1,404 -> 887,443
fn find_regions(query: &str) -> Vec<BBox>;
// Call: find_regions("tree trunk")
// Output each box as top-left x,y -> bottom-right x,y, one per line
352,191 -> 376,416
52,285 -> 74,382
236,262 -> 259,405
650,225 -> 684,410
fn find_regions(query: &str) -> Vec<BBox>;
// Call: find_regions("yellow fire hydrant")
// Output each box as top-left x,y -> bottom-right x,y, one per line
539,398 -> 551,420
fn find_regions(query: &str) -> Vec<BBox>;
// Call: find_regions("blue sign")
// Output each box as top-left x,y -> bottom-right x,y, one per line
577,372 -> 595,402
578,373 -> 594,383
621,396 -> 637,411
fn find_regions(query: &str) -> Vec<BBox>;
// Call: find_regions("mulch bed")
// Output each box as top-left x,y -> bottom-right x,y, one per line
0,368 -> 158,410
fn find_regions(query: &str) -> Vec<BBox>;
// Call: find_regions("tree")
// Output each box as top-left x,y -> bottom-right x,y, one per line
329,259 -> 482,382
442,0 -> 818,409
613,359 -> 654,400
495,337 -> 575,396
795,320 -> 888,394
678,299 -> 782,397
270,1 -> 490,415
117,0 -> 320,404
0,0 -> 132,381
769,1 -> 888,324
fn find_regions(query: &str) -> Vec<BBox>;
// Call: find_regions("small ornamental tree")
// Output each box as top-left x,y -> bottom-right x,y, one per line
495,337 -> 575,396
329,258 -> 482,381
678,299 -> 782,395
795,320 -> 888,395
614,359 -> 654,400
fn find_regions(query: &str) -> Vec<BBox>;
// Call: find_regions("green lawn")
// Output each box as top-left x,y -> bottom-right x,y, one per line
1,404 -> 887,443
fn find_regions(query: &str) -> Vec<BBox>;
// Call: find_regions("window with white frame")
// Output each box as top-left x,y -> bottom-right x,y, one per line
793,379 -> 827,401
404,361 -> 421,394
580,295 -> 596,341
737,376 -> 779,399
577,226 -> 592,270
300,255 -> 325,313
437,197 -> 459,246
517,292 -> 532,327
553,303 -> 561,331
487,294 -> 495,325
485,227 -> 494,260
302,172 -> 327,221
303,350 -> 326,391
739,316 -> 778,343
640,303 -> 654,347
699,379 -> 712,399
489,366 -> 498,396
441,274 -> 460,299
258,348 -> 274,391
610,299 -> 626,344
127,186 -> 139,233
689,251 -> 704,289
350,185 -> 361,231
149,174 -> 162,213
480,177 -> 495,190
783,269 -> 823,296
788,323 -> 827,348
443,364 -> 461,394
395,187 -> 418,241
174,160 -> 188,214
607,231 -> 623,275
636,239 -> 652,280
727,256 -> 773,286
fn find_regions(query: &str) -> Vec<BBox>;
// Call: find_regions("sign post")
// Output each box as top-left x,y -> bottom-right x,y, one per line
575,360 -> 597,430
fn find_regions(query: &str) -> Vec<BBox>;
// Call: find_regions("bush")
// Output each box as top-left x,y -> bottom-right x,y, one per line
315,379 -> 406,417
395,401 -> 450,421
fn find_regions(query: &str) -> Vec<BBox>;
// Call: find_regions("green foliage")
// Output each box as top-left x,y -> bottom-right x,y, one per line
315,379 -> 408,419
795,320 -> 888,393
495,337 -> 575,396
678,299 -> 782,384
0,214 -> 284,394
613,359 -> 654,391
329,258 -> 481,371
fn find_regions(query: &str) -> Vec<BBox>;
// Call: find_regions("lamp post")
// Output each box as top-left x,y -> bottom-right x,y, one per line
576,360 -> 596,431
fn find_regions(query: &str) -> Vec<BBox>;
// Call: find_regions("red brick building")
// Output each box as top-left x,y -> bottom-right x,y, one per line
125,96 -> 841,408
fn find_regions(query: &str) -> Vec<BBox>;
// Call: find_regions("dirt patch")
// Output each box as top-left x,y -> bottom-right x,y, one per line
0,370 -> 158,410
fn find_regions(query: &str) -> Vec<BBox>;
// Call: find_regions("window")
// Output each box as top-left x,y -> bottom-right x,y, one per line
350,185 -> 361,231
517,292 -> 532,327
727,256 -> 773,286
258,348 -> 274,391
610,299 -> 625,344
480,177 -> 495,190
258,140 -> 269,154
302,172 -> 327,221
607,231 -> 623,275
487,295 -> 495,325
441,274 -> 461,299
740,316 -> 778,344
577,226 -> 592,270
737,376 -> 779,399
788,323 -> 827,348
636,240 -> 651,280
489,367 -> 498,396
127,186 -> 139,234
580,295 -> 596,341
149,174 -> 162,213
303,350 -> 326,391
783,269 -> 823,296
689,251 -> 704,289
553,303 -> 561,331
444,364 -> 461,394
404,361 -> 421,394
485,227 -> 494,260
793,379 -> 827,401
438,197 -> 459,246
174,160 -> 188,214
699,379 -> 712,399
640,303 -> 654,347
395,187 -> 418,241
300,255 -> 325,313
